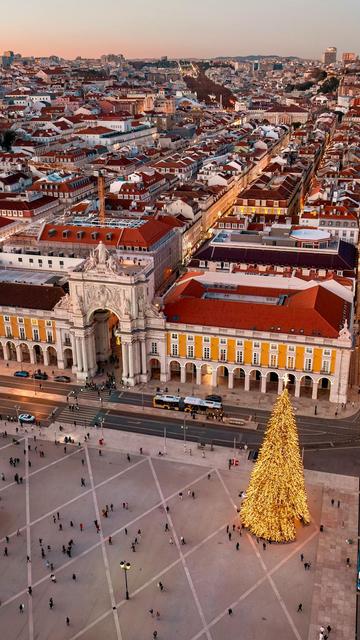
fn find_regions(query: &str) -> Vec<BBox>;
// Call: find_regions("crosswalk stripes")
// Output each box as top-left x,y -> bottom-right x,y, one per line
56,404 -> 100,427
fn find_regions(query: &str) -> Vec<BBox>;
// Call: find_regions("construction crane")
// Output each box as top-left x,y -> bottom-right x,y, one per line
97,170 -> 106,226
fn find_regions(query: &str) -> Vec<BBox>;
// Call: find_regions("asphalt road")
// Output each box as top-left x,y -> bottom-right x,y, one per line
1,381 -> 360,476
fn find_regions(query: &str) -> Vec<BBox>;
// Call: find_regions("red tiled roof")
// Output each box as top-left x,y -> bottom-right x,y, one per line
38,218 -> 173,249
164,280 -> 349,338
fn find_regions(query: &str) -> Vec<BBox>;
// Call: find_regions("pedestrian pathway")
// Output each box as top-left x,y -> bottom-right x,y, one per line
56,404 -> 101,428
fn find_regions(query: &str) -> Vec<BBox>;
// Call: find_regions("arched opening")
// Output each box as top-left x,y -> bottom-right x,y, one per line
169,360 -> 181,381
317,377 -> 331,401
300,375 -> 313,397
266,371 -> 279,393
149,358 -> 161,380
233,367 -> 245,389
19,343 -> 30,363
249,369 -> 261,391
89,308 -> 123,379
185,362 -> 196,384
217,365 -> 229,387
286,373 -> 296,395
201,364 -> 212,386
47,346 -> 58,366
33,344 -> 44,365
7,341 -> 17,361
63,348 -> 73,369
0,343 -> 5,360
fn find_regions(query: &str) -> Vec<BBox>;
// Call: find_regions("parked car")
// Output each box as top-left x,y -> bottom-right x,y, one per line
33,371 -> 48,380
14,371 -> 30,378
205,394 -> 223,403
54,375 -> 71,383
18,413 -> 35,424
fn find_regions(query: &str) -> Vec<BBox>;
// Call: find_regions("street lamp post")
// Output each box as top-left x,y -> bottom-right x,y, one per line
181,415 -> 188,452
119,561 -> 131,600
163,426 -> 167,455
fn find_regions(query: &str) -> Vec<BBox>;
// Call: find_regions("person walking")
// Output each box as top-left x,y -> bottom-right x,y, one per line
300,553 -> 304,562
180,536 -> 186,545
149,609 -> 154,617
80,523 -> 83,532
236,542 -> 240,551
49,597 -> 54,609
66,617 -> 70,626
72,573 -> 76,581
19,603 -> 25,613
263,542 -> 266,551
153,632 -> 158,639
50,574 -> 56,583
28,586 -> 32,596
297,603 -> 303,612
157,581 -> 164,591
228,532 -> 232,541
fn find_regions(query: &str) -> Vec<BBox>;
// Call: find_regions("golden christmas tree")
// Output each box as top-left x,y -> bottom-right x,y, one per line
241,388 -> 310,542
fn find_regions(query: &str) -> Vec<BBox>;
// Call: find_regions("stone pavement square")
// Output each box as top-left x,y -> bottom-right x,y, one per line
0,434 -> 357,640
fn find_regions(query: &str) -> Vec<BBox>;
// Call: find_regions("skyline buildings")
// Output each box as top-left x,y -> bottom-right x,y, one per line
1,0 -> 359,60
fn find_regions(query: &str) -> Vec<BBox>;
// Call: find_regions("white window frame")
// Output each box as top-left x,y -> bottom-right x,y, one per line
203,346 -> 210,360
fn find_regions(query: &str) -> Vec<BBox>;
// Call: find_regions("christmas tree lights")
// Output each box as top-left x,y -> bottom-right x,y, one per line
240,388 -> 310,542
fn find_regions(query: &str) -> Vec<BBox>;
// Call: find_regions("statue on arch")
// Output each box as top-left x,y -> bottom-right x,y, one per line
96,241 -> 108,265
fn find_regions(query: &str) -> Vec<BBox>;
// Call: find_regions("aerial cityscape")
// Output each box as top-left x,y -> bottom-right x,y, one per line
0,1 -> 359,639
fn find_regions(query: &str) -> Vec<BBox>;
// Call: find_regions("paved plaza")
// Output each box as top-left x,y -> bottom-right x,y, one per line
0,426 -> 358,640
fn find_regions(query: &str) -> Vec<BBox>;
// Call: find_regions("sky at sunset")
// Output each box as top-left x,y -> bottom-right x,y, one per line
1,0 -> 359,60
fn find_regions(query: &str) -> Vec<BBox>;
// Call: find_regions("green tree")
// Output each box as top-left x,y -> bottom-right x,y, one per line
1,130 -> 16,152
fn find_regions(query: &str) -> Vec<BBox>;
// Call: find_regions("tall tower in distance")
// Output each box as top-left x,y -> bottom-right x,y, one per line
323,47 -> 337,65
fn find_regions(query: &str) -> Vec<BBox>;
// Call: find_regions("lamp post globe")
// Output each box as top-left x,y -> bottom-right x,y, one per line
120,560 -> 131,600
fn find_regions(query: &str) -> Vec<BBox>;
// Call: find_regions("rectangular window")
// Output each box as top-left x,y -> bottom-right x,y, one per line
203,346 -> 210,360
187,345 -> 194,358
31,318 -> 38,326
236,350 -> 244,364
33,328 -> 40,342
253,341 -> 260,349
219,349 -> 227,362
323,349 -> 331,357
46,320 -> 52,327
171,333 -> 178,340
220,338 -> 227,346
252,351 -> 260,365
171,343 -> 178,356
305,347 -> 313,355
288,345 -> 295,353
287,356 -> 295,369
270,354 -> 277,367
17,317 -> 24,324
5,325 -> 12,338
4,315 -> 10,323
187,335 -> 194,342
304,358 -> 312,372
203,336 -> 210,344
236,339 -> 244,347
19,327 -> 26,340
270,344 -> 278,351
321,360 -> 330,373
151,342 -> 158,355
46,330 -> 53,343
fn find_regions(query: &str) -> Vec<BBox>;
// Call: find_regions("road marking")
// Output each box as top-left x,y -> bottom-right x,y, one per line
0,456 -> 146,544
0,466 -> 213,610
0,445 -> 82,500
149,457 -> 213,640
25,436 -> 34,640
0,437 -> 24,451
85,445 -> 123,640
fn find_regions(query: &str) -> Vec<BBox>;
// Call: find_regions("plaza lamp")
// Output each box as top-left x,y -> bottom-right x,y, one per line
119,561 -> 131,600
